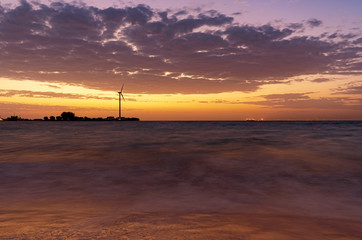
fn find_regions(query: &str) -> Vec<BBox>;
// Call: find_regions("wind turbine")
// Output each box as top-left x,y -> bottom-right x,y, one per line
118,84 -> 125,120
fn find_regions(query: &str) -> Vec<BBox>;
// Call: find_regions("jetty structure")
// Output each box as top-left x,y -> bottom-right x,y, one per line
118,84 -> 125,120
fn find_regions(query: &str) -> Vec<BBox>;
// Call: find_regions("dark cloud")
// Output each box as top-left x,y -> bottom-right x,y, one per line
0,1 -> 360,94
328,33 -> 338,39
307,18 -> 323,27
288,23 -> 304,30
124,5 -> 153,25
311,78 -> 330,83
340,33 -> 357,39
327,33 -> 357,40
225,25 -> 293,45
166,13 -> 233,36
354,38 -> 362,44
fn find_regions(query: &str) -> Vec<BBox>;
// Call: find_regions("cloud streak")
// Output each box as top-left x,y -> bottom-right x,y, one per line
244,93 -> 361,110
0,1 -> 361,94
0,89 -> 114,100
333,82 -> 362,95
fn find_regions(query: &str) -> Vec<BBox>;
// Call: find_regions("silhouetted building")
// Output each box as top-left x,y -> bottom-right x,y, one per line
7,115 -> 19,121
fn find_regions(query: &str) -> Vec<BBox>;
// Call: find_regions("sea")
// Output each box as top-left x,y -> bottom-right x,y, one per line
0,121 -> 361,239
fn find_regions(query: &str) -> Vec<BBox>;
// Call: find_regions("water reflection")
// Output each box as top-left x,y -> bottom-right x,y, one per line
1,121 -> 361,238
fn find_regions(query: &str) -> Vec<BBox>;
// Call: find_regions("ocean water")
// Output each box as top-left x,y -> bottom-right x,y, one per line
0,121 -> 361,239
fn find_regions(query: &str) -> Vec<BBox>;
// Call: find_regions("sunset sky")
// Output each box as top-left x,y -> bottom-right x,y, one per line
0,0 -> 361,120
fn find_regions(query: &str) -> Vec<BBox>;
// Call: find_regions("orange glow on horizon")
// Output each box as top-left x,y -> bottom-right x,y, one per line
1,76 -> 361,120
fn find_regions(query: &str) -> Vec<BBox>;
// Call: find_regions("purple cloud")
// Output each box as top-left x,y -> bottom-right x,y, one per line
307,18 -> 323,28
354,38 -> 362,44
0,1 -> 360,94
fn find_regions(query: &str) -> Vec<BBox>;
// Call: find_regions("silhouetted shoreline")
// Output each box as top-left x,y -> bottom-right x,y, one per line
0,112 -> 139,121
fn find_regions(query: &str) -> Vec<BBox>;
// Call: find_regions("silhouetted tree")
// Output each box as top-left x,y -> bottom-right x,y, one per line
61,112 -> 75,121
43,116 -> 49,121
56,116 -> 62,121
50,116 -> 55,121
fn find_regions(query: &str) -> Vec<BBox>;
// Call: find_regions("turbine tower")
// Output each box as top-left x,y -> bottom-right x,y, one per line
118,84 -> 125,120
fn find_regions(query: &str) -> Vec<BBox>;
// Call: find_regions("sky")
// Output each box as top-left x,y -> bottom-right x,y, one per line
0,0 -> 361,120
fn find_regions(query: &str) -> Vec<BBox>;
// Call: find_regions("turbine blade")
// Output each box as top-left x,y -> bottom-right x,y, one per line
120,83 -> 124,93
121,93 -> 126,101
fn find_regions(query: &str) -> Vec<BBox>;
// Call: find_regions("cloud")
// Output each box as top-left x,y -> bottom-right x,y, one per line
197,92 -> 362,110
333,82 -> 362,95
225,25 -> 293,45
236,0 -> 249,6
288,23 -> 304,30
262,93 -> 312,101
244,93 -> 361,110
311,78 -> 330,83
0,89 -> 115,100
307,18 -> 323,28
339,86 -> 362,94
0,1 -> 360,94
198,99 -> 242,104
328,33 -> 358,40
353,38 -> 362,44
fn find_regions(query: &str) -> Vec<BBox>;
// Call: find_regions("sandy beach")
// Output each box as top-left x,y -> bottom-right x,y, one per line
2,208 -> 362,239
